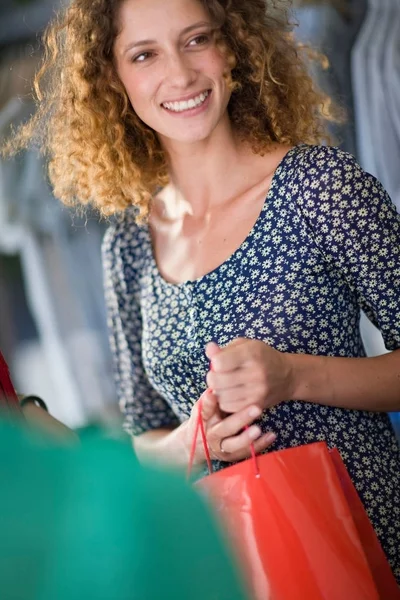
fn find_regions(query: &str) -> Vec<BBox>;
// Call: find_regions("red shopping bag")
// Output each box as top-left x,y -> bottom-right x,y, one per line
329,448 -> 400,599
189,398 -> 398,600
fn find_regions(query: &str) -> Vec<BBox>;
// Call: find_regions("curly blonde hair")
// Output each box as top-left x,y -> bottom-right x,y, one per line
2,0 -> 342,220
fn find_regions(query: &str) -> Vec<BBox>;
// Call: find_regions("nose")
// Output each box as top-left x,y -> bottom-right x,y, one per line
165,52 -> 196,89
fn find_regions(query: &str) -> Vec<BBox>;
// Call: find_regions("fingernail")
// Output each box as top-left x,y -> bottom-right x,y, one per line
265,432 -> 277,444
248,406 -> 261,418
248,425 -> 261,440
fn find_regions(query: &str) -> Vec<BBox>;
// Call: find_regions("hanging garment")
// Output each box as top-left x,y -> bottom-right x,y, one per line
384,3 -> 400,194
351,0 -> 400,210
0,97 -> 116,427
368,0 -> 400,206
351,0 -> 379,177
293,1 -> 357,154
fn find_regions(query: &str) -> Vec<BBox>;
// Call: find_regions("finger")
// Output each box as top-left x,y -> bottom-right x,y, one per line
205,341 -> 221,362
221,428 -> 276,462
217,431 -> 277,462
226,338 -> 248,348
252,431 -> 277,454
212,404 -> 262,439
211,343 -> 250,373
191,390 -> 215,417
219,424 -> 263,454
201,391 -> 220,422
218,396 -> 256,414
217,383 -> 265,413
206,369 -> 248,393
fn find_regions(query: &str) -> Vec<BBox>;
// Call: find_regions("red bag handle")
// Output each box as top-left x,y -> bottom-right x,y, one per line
187,391 -> 260,479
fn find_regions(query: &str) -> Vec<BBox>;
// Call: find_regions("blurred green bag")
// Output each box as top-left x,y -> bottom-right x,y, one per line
0,424 -> 248,600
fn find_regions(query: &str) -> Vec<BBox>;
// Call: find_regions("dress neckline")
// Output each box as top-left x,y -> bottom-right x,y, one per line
145,144 -> 301,289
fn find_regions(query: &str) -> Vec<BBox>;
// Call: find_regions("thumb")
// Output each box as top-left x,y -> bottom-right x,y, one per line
227,337 -> 248,348
201,389 -> 219,422
205,341 -> 222,362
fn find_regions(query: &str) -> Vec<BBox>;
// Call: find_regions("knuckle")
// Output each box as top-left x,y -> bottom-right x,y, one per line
206,372 -> 213,388
212,356 -> 222,371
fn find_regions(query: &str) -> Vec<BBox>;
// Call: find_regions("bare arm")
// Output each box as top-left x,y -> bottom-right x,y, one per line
133,425 -> 190,467
206,341 -> 400,414
287,349 -> 400,412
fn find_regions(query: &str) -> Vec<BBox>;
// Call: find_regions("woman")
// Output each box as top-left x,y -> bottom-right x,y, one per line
3,0 -> 400,581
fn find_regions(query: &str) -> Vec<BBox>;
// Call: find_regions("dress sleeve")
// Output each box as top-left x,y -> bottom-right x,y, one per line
296,146 -> 400,351
102,219 -> 180,435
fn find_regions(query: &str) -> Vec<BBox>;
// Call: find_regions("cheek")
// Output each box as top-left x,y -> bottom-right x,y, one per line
119,68 -> 155,111
208,48 -> 230,77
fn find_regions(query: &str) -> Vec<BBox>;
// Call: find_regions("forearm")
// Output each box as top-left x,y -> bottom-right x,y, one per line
288,349 -> 400,412
133,423 -> 190,467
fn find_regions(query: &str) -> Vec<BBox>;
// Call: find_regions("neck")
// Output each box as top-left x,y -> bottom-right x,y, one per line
158,116 -> 253,218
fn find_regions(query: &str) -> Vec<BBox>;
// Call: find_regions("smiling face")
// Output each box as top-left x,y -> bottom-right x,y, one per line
113,0 -> 232,148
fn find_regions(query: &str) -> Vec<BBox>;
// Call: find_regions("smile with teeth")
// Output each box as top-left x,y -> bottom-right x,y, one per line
162,90 -> 210,113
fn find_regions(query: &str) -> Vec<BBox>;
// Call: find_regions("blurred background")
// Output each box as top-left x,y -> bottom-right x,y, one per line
0,0 -> 399,434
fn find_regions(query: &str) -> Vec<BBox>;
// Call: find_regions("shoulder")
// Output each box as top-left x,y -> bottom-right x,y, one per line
290,144 -> 394,212
292,144 -> 359,176
102,208 -> 150,286
102,208 -> 148,264
272,144 -> 364,198
288,145 -> 400,242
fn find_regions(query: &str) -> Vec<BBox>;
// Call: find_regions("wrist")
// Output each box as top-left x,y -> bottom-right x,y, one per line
285,352 -> 329,403
159,420 -> 204,468
178,419 -> 207,467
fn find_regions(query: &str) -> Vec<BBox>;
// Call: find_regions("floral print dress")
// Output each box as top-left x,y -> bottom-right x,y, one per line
103,144 -> 400,580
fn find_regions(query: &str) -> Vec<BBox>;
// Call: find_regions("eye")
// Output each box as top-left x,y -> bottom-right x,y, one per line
188,33 -> 210,47
131,51 -> 154,63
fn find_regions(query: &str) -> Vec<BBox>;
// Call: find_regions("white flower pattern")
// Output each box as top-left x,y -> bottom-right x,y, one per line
103,145 -> 400,580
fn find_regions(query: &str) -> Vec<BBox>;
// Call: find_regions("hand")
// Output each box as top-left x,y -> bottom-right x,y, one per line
183,390 -> 276,465
205,338 -> 294,414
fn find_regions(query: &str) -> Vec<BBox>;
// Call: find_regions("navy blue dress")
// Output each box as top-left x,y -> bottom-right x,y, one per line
103,144 -> 400,580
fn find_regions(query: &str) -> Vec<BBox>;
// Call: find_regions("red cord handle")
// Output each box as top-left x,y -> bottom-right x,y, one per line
187,391 -> 260,479
187,392 -> 213,479
245,425 -> 260,477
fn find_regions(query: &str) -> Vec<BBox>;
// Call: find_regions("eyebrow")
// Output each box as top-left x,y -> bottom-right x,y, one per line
122,21 -> 212,54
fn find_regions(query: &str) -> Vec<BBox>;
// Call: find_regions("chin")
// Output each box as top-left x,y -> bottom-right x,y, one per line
171,132 -> 213,144
160,121 -> 220,146
155,129 -> 208,146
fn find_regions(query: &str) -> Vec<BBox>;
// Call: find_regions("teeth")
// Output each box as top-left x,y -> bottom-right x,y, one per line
163,90 -> 209,113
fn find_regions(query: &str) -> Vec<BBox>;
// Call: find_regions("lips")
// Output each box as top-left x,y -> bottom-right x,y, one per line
161,89 -> 210,105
